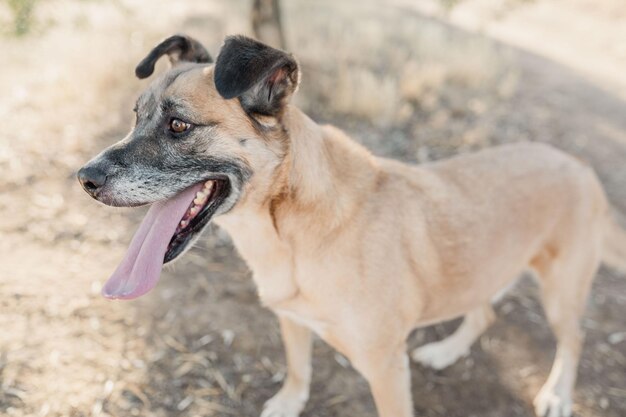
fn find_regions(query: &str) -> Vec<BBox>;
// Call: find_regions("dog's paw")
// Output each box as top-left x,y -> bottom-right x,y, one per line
411,341 -> 468,370
534,386 -> 573,417
260,389 -> 307,417
533,387 -> 572,417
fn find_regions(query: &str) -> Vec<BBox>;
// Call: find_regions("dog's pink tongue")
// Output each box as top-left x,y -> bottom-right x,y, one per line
102,185 -> 202,300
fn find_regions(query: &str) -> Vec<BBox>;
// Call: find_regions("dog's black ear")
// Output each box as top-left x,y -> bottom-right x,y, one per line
214,35 -> 299,117
135,34 -> 212,79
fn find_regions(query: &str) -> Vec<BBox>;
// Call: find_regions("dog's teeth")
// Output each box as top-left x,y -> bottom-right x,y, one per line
194,193 -> 208,205
180,220 -> 188,229
190,206 -> 199,216
192,182 -> 213,206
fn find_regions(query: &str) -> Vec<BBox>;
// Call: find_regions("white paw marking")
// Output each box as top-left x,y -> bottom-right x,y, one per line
411,341 -> 469,370
260,390 -> 307,417
534,386 -> 573,417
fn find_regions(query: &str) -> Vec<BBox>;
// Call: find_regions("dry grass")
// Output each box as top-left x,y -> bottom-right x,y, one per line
287,0 -> 510,128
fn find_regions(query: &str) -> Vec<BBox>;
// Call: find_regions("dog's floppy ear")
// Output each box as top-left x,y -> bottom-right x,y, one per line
135,34 -> 212,79
214,35 -> 299,117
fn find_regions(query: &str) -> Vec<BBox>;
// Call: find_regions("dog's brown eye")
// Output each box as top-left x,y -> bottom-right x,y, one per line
169,118 -> 190,134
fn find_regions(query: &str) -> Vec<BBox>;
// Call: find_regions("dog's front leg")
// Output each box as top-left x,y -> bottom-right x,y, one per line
349,344 -> 414,417
261,316 -> 312,417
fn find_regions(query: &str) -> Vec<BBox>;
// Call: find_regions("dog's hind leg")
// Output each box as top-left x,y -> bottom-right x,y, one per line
411,303 -> 495,370
531,237 -> 601,417
261,316 -> 312,417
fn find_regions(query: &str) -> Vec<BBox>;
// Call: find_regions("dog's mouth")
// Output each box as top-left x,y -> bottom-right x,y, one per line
165,178 -> 230,263
101,178 -> 230,300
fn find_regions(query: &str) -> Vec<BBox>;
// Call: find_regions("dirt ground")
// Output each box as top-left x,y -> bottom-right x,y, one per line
0,1 -> 625,416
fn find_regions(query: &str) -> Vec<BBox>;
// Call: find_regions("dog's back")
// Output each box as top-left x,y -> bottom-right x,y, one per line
371,142 -> 607,320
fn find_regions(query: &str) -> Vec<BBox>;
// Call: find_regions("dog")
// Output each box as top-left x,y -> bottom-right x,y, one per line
78,34 -> 626,417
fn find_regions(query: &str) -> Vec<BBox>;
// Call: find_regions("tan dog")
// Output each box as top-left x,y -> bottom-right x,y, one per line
78,35 -> 626,417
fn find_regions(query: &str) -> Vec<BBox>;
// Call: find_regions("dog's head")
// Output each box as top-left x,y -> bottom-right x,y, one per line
78,34 -> 299,299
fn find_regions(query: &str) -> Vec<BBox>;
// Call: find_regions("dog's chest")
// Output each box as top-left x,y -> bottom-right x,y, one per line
255,251 -> 336,338
216,210 -> 295,299
216,207 -> 333,335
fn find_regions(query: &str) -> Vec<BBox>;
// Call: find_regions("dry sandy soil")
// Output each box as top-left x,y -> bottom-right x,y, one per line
0,1 -> 625,416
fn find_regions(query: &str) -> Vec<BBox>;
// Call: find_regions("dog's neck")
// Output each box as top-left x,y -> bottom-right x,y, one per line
216,106 -> 380,305
283,107 -> 335,204
278,106 -> 380,229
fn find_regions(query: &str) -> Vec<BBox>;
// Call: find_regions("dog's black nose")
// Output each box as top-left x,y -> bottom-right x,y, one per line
78,165 -> 107,197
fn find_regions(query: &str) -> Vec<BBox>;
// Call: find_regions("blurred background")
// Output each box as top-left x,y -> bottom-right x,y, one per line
0,0 -> 625,416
